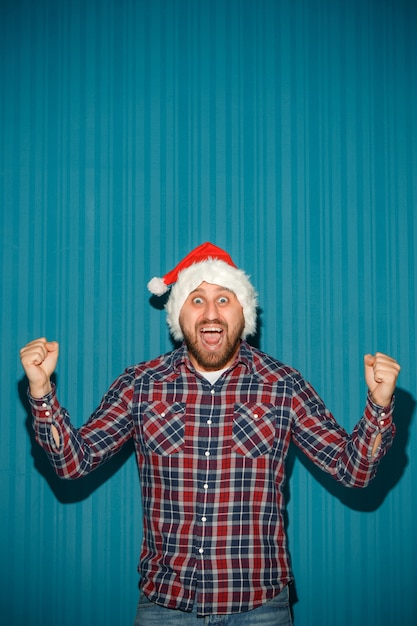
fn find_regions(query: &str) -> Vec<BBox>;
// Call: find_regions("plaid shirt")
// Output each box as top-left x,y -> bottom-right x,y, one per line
30,341 -> 395,616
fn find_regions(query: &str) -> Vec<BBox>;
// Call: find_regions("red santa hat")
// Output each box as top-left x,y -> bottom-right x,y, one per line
147,242 -> 258,341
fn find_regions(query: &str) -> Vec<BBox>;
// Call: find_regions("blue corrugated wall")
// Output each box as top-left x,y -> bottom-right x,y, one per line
1,0 -> 416,624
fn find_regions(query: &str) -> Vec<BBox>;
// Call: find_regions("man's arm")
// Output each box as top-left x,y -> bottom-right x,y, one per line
20,337 -> 135,478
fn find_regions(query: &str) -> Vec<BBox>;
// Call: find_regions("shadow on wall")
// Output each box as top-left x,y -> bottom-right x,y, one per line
292,387 -> 415,511
283,387 -> 415,618
18,376 -> 135,504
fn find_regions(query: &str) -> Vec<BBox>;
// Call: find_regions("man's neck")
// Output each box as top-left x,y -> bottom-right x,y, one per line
196,367 -> 228,384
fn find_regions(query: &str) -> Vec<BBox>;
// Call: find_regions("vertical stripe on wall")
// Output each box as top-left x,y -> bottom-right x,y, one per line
1,1 -> 416,624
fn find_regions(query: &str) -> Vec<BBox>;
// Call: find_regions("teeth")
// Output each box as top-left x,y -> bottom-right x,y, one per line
201,328 -> 222,333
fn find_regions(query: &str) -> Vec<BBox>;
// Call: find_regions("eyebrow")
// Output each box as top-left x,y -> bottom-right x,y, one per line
189,286 -> 234,295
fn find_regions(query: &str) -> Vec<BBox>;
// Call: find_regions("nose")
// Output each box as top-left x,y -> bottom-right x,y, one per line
204,298 -> 219,320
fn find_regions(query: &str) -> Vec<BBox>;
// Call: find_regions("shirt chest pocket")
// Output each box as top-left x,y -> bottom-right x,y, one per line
142,401 -> 186,455
232,403 -> 276,458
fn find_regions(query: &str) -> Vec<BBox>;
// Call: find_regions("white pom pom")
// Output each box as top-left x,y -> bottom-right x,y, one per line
147,276 -> 169,296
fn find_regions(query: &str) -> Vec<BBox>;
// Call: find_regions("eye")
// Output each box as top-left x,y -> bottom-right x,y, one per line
192,296 -> 204,305
217,296 -> 229,304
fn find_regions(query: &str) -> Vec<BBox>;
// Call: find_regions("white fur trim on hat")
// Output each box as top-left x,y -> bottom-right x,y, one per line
165,259 -> 258,341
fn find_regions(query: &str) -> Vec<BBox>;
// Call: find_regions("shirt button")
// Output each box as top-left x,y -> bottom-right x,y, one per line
380,412 -> 386,417
205,451 -> 210,457
207,419 -> 212,425
161,412 -> 165,417
198,548 -> 204,554
253,413 -> 259,419
42,403 -> 47,408
210,389 -> 215,395
45,411 -> 50,417
203,484 -> 209,489
380,420 -> 385,427
202,516 -> 207,522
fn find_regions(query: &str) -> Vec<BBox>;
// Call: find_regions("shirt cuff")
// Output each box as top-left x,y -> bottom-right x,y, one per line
28,384 -> 59,419
365,391 -> 394,433
28,384 -> 63,450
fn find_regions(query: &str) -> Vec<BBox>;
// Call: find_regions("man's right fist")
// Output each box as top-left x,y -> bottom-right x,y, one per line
20,337 -> 59,398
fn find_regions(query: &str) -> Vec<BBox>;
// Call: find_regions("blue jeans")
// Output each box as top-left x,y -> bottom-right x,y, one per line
133,585 -> 293,625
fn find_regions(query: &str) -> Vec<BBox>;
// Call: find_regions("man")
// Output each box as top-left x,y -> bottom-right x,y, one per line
20,242 -> 400,626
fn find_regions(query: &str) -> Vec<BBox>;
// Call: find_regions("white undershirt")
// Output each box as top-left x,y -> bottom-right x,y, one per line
197,367 -> 228,385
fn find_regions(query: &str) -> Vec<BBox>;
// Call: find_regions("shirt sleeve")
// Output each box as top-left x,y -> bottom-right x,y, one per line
290,374 -> 396,488
28,368 -> 136,479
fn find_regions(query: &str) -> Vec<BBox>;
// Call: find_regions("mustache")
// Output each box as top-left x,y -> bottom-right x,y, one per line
196,319 -> 227,329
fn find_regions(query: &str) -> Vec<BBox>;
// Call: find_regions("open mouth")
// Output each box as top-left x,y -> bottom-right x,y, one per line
199,326 -> 224,349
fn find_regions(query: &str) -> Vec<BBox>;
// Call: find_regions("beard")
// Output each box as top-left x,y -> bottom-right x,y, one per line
181,318 -> 244,371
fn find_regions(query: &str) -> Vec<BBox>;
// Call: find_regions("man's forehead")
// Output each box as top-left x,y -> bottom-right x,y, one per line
189,282 -> 235,295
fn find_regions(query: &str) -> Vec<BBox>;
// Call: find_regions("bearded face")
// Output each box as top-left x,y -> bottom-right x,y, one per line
178,282 -> 245,372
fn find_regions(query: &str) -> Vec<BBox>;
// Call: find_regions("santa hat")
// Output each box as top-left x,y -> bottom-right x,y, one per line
147,242 -> 258,341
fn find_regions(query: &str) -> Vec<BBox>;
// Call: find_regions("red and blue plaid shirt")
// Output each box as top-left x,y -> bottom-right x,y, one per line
30,341 -> 395,616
